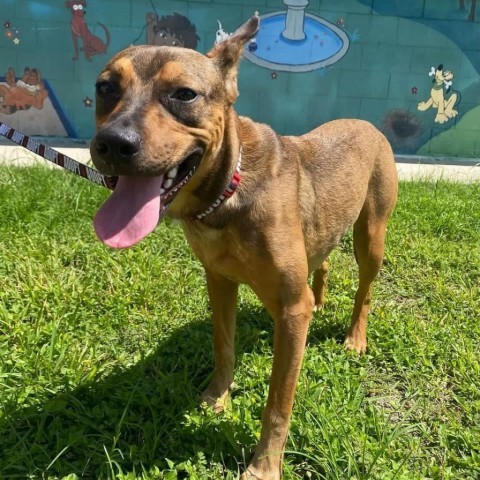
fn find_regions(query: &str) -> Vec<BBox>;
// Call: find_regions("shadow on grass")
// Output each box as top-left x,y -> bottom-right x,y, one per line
0,303 -> 345,479
309,312 -> 348,346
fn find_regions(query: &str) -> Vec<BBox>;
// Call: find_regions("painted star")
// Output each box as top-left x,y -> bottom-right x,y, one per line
411,86 -> 418,94
83,96 -> 93,107
13,37 -> 20,45
4,21 -> 11,29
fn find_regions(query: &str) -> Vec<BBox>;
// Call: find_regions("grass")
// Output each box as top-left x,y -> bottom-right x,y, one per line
0,165 -> 479,480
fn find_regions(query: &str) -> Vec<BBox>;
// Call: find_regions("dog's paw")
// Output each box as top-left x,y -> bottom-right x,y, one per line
344,336 -> 367,354
201,382 -> 234,413
240,470 -> 263,480
435,113 -> 448,124
201,395 -> 227,414
240,466 -> 280,480
313,301 -> 325,312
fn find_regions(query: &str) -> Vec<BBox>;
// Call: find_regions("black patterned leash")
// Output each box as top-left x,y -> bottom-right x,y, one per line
0,121 -> 117,190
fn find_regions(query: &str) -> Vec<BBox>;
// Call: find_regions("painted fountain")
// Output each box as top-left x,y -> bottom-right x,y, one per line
244,0 -> 350,72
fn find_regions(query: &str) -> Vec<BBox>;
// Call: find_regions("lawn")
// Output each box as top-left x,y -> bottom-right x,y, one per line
0,165 -> 479,480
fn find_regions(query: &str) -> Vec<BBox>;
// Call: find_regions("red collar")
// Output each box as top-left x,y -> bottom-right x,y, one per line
196,147 -> 242,220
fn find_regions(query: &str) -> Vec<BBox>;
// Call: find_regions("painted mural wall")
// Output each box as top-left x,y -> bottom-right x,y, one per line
1,0 -> 480,159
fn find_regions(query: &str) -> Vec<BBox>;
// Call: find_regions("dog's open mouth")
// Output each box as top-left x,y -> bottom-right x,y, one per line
93,149 -> 203,249
160,149 -> 203,206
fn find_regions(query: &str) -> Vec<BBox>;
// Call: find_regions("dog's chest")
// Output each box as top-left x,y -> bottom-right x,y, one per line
182,223 -> 254,283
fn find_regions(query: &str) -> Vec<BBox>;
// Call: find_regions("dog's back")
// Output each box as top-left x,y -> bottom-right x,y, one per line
234,117 -> 397,273
296,119 -> 397,268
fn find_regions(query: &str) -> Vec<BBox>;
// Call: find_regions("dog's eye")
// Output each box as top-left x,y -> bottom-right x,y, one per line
171,88 -> 198,102
96,81 -> 116,96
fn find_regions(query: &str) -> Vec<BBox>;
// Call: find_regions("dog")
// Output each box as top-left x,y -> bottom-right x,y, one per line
65,0 -> 110,61
89,16 -> 398,480
417,64 -> 458,124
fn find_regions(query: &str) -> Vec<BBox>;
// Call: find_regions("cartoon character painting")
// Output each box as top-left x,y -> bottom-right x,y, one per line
215,20 -> 231,44
0,67 -> 75,136
0,67 -> 48,114
146,12 -> 199,49
243,1 -> 350,72
417,65 -> 459,124
65,0 -> 110,61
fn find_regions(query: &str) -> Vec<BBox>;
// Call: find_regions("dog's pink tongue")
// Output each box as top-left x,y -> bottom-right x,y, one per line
94,175 -> 164,249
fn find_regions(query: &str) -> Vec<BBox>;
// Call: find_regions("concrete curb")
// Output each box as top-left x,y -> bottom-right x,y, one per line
1,144 -> 479,183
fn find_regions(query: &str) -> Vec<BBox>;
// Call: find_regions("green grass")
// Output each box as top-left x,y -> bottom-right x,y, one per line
0,165 -> 479,480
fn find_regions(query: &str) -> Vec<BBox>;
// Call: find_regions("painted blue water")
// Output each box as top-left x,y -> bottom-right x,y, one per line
245,14 -> 347,69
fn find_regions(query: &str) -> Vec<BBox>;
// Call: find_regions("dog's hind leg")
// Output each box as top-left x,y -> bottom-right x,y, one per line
345,216 -> 386,353
201,270 -> 238,413
312,260 -> 329,311
345,175 -> 396,353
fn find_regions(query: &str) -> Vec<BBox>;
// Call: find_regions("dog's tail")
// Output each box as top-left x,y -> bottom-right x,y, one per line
451,89 -> 462,108
97,22 -> 111,52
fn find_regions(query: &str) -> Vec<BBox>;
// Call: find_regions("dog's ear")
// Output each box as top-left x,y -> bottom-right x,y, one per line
206,15 -> 259,104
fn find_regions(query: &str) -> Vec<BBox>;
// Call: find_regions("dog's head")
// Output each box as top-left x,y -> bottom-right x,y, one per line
434,64 -> 454,83
65,1 -> 86,16
90,16 -> 259,248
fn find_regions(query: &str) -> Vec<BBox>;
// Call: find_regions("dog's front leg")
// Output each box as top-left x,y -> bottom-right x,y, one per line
417,97 -> 433,111
71,32 -> 79,61
242,284 -> 313,480
201,270 -> 238,413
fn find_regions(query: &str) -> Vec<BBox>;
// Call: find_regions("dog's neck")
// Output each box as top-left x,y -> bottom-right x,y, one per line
194,146 -> 242,220
179,109 -> 243,224
173,111 -> 280,226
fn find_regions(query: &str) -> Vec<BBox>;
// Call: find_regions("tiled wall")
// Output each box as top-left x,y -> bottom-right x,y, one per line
1,0 -> 479,158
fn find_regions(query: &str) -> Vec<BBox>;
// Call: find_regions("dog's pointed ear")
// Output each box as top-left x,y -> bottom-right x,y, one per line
206,15 -> 259,104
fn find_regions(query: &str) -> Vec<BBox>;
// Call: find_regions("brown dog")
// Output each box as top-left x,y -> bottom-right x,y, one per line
90,16 -> 398,480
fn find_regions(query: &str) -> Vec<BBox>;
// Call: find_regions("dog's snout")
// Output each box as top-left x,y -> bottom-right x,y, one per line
94,126 -> 141,162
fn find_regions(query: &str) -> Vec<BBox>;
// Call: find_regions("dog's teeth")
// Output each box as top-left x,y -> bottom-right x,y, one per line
160,187 -> 166,195
167,167 -> 178,179
164,178 -> 173,189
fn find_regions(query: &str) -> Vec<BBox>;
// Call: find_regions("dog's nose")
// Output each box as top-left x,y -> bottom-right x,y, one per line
94,126 -> 141,162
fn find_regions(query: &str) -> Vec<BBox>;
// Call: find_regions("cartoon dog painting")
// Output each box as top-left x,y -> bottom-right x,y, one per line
65,0 -> 110,61
215,20 -> 231,44
417,65 -> 458,124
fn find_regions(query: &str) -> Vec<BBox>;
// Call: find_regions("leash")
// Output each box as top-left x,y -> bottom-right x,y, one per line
0,121 -> 117,190
0,120 -> 241,220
